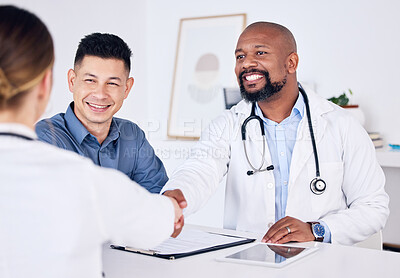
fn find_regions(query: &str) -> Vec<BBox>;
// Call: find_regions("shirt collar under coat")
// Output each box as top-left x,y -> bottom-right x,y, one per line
64,102 -> 120,145
232,86 -> 334,130
232,86 -> 334,184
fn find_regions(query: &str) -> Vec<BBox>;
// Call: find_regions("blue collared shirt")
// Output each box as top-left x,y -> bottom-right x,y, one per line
255,93 -> 331,243
35,102 -> 168,193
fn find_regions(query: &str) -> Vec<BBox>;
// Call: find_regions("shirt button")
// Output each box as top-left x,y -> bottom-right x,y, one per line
267,183 -> 273,189
268,222 -> 273,228
280,152 -> 284,156
284,181 -> 288,186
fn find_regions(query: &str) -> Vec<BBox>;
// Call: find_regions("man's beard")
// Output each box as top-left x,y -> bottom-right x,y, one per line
239,69 -> 287,103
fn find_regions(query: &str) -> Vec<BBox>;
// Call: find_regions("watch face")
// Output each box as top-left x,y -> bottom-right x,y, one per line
313,224 -> 325,237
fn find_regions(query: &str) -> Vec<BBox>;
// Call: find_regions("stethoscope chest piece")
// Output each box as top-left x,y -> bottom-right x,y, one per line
310,177 -> 326,195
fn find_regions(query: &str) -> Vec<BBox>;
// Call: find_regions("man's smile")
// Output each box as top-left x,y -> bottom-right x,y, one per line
240,70 -> 266,89
86,102 -> 111,112
244,73 -> 264,82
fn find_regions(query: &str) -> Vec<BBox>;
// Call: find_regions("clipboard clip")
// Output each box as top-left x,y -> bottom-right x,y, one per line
110,245 -> 158,256
125,247 -> 158,256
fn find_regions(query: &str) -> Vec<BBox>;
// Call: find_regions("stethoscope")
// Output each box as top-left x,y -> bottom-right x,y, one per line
0,132 -> 34,141
241,83 -> 326,195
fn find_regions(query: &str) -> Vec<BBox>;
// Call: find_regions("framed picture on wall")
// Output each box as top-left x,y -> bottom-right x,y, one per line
168,13 -> 246,139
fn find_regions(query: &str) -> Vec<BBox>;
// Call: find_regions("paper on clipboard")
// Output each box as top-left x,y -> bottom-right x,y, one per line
110,229 -> 255,259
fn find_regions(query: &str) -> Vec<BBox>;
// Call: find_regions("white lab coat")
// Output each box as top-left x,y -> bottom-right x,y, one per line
163,89 -> 389,245
0,124 -> 174,278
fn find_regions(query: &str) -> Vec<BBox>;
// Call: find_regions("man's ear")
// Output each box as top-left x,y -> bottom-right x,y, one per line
37,69 -> 53,101
67,69 -> 76,93
287,52 -> 299,74
124,77 -> 134,99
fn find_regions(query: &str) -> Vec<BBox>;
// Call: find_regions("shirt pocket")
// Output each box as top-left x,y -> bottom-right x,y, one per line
307,162 -> 344,214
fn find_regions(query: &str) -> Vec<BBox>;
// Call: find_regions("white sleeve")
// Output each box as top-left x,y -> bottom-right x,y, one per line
91,166 -> 174,249
320,117 -> 389,245
162,112 -> 232,216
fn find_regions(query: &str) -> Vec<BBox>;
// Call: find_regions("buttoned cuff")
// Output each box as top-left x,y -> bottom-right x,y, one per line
319,220 -> 332,243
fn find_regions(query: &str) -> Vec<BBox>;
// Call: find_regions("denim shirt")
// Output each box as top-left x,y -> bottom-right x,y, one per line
36,102 -> 168,193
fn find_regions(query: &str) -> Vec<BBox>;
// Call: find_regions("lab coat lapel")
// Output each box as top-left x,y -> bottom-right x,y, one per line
236,101 -> 272,167
245,117 -> 265,155
289,93 -> 329,187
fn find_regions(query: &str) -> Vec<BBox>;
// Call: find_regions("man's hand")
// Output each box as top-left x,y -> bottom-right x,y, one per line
163,190 -> 187,238
262,216 -> 315,244
166,196 -> 183,228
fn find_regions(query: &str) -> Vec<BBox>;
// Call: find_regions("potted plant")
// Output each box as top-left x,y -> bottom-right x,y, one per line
328,89 -> 365,126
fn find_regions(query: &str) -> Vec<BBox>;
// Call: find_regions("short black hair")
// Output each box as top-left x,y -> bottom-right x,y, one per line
74,33 -> 132,72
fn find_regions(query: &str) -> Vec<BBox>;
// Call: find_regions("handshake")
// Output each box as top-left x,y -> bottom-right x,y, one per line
164,189 -> 187,238
163,189 -> 317,244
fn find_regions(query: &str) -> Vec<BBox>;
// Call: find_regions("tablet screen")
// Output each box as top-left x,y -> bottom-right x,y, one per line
220,243 -> 317,267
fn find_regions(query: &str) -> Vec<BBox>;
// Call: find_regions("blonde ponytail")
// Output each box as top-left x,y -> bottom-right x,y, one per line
0,5 -> 54,109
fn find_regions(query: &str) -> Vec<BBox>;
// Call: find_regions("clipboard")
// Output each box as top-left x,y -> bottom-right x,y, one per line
110,229 -> 256,260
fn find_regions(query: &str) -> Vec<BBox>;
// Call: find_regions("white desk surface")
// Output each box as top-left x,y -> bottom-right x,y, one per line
102,225 -> 400,278
376,148 -> 400,168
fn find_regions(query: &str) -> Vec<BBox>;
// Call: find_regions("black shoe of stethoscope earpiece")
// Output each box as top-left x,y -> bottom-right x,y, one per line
247,170 -> 254,176
310,177 -> 326,195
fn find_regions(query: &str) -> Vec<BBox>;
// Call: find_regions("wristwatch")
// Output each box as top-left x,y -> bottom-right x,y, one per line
308,222 -> 325,242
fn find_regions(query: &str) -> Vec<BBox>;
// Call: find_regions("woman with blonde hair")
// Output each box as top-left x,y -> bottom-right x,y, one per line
0,5 -> 181,278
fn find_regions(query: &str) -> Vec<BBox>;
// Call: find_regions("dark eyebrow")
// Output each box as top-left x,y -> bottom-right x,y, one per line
84,73 -> 98,78
109,77 -> 122,82
84,73 -> 121,81
254,45 -> 270,49
235,44 -> 271,54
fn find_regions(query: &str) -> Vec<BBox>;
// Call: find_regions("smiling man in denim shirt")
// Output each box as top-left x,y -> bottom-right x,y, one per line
36,33 -> 168,193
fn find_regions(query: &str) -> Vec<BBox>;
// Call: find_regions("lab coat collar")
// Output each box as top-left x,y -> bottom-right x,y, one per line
0,123 -> 38,139
232,87 -> 333,118
232,100 -> 266,164
232,88 -> 331,143
231,87 -> 334,185
289,88 -> 333,186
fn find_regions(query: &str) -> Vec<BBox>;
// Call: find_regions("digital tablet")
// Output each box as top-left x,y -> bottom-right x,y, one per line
217,243 -> 318,268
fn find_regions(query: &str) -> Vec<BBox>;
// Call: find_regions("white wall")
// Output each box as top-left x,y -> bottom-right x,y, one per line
382,167 -> 400,244
1,0 -> 150,124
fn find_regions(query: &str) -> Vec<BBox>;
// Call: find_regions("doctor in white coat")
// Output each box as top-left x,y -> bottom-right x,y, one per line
163,22 -> 389,245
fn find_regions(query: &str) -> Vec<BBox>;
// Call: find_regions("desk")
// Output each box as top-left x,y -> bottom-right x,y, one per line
102,225 -> 400,278
376,148 -> 400,168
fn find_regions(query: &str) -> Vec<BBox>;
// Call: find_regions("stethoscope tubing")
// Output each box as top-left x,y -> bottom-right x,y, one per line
241,84 -> 325,194
299,86 -> 321,178
0,132 -> 34,141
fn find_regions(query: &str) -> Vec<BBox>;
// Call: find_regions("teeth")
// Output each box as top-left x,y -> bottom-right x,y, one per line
89,103 -> 108,109
245,74 -> 263,81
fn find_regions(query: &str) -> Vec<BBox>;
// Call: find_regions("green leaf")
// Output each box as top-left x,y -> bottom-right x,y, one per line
328,90 -> 351,106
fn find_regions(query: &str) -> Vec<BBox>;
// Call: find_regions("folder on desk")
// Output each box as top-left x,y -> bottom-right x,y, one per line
110,229 -> 256,260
